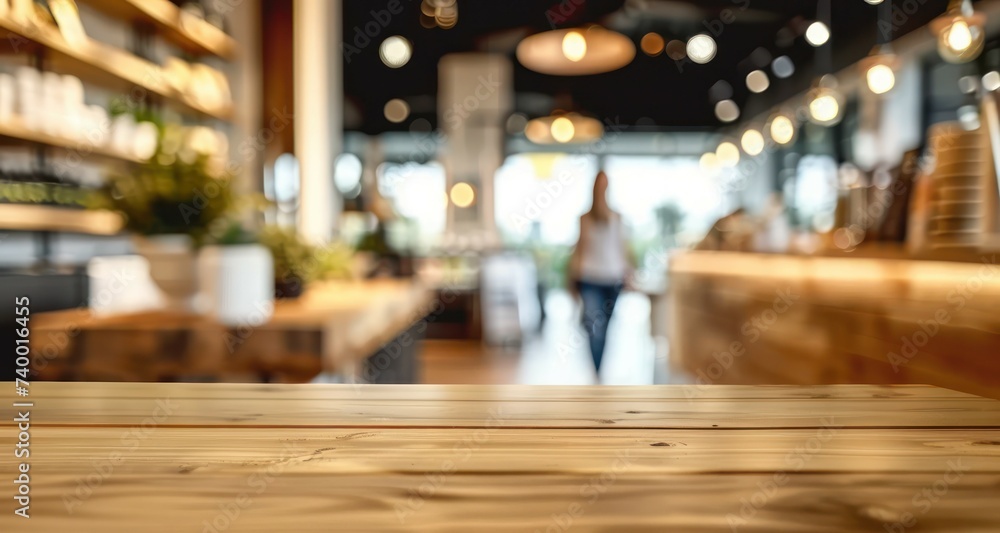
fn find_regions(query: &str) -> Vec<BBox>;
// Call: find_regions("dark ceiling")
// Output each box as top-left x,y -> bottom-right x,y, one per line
342,0 -> 958,134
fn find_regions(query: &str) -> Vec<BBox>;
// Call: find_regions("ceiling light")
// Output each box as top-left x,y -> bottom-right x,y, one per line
716,142 -> 740,168
450,182 -> 476,208
866,64 -> 895,95
805,21 -> 830,46
686,34 -> 716,64
983,71 -> 1000,92
864,0 -> 884,4
640,32 -> 665,56
550,117 -> 575,143
806,76 -> 844,126
930,0 -> 985,64
383,99 -> 410,123
524,113 -> 603,144
772,56 -> 795,78
562,31 -> 587,62
665,40 -> 687,61
517,27 -> 635,75
379,36 -> 412,68
860,47 -> 898,95
714,99 -> 740,123
768,113 -> 796,145
746,70 -> 770,93
741,129 -> 765,156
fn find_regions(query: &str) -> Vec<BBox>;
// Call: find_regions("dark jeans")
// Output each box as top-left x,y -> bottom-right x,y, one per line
576,280 -> 622,372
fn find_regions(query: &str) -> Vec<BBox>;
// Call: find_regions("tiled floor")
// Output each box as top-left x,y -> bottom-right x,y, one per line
421,290 -> 659,385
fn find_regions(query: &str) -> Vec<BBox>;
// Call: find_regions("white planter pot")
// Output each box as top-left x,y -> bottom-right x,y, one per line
199,244 -> 274,327
132,234 -> 199,312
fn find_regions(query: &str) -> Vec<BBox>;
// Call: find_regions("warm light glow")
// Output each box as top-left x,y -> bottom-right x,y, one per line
807,79 -> 843,126
450,182 -> 476,208
810,94 -> 840,124
741,129 -> 765,156
716,142 -> 740,168
700,152 -> 718,171
946,19 -> 973,51
384,99 -> 410,123
746,70 -> 770,93
550,117 -> 576,143
379,36 -> 412,68
866,64 -> 896,94
562,31 -> 587,62
686,34 -> 717,64
932,6 -> 986,64
769,115 -> 795,145
640,32 -> 665,56
805,22 -> 830,47
864,0 -> 884,4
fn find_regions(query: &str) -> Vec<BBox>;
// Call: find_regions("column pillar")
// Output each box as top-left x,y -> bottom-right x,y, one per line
294,0 -> 342,243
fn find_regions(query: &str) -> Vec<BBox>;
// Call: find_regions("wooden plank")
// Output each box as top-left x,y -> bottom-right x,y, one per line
14,473 -> 1000,532
26,427 -> 1000,475
3,384 -> 998,429
0,204 -> 122,235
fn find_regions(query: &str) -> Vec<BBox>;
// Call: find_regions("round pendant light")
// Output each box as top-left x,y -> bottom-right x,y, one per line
517,26 -> 636,76
524,113 -> 603,144
861,51 -> 898,95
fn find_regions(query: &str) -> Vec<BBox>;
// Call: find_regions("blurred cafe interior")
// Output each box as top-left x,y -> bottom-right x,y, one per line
1,0 -> 997,394
2,0 -> 1000,530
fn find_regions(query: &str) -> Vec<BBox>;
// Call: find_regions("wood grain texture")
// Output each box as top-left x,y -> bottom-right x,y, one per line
1,383 -> 999,531
667,251 -> 1000,400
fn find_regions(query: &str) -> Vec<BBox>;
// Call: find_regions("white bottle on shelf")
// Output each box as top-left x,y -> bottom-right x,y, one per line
0,73 -> 14,125
14,67 -> 40,131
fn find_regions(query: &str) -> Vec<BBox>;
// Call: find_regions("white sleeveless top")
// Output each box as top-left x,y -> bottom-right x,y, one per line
578,216 -> 629,283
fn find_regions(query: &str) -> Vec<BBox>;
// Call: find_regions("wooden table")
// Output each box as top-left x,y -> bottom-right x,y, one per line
30,279 -> 433,383
2,382 -> 999,531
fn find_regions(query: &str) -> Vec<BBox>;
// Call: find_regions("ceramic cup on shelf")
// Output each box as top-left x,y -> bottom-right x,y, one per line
132,234 -> 200,313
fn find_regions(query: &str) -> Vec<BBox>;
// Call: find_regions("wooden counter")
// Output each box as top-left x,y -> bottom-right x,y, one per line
30,279 -> 433,383
1,382 -> 998,531
667,251 -> 1000,399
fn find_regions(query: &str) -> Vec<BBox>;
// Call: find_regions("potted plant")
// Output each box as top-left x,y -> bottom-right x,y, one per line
259,226 -> 356,299
199,222 -> 274,326
97,124 -> 232,311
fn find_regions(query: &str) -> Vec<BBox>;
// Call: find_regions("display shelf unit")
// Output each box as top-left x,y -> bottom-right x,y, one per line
0,17 -> 234,121
0,204 -> 123,235
0,118 -> 143,164
79,0 -> 236,60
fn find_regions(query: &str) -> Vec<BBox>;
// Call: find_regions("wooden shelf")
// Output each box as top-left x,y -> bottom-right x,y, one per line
0,118 -> 142,163
0,17 -> 234,122
79,0 -> 236,60
0,204 -> 123,235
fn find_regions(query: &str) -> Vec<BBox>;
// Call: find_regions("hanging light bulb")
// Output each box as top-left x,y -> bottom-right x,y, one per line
767,113 -> 796,145
562,31 -> 587,62
806,75 -> 844,126
931,0 -> 985,64
716,141 -> 740,168
861,48 -> 898,95
740,129 -> 765,156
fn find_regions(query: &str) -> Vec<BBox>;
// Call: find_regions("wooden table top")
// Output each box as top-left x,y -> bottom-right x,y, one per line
3,383 -> 999,532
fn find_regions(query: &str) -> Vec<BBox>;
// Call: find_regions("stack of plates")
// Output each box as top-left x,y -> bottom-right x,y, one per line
925,123 -> 989,250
